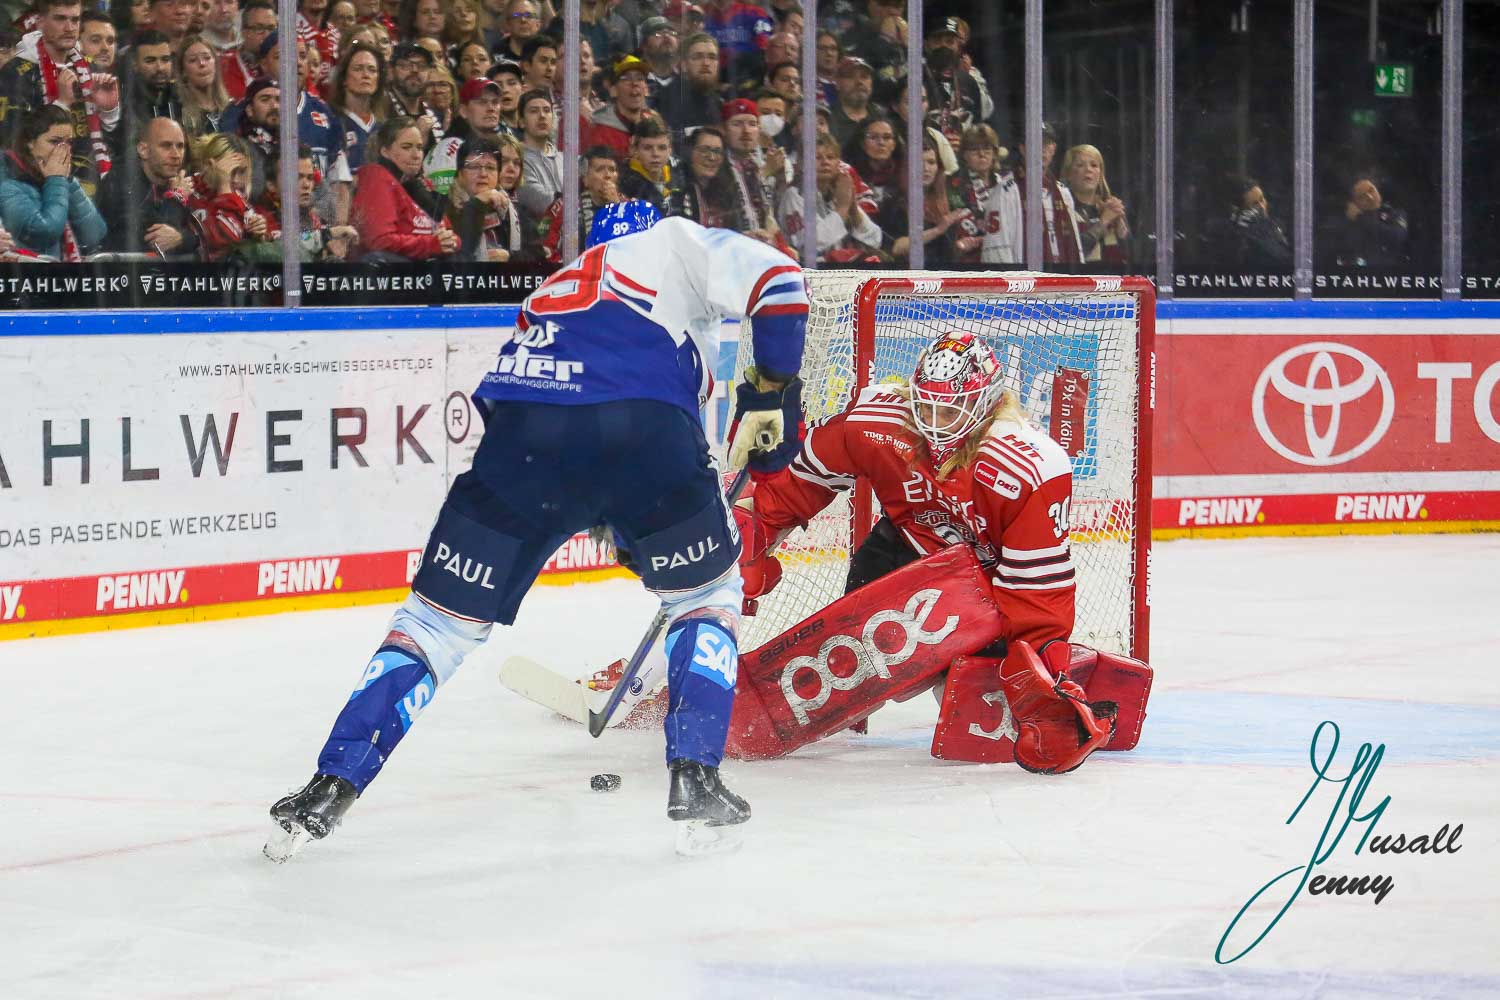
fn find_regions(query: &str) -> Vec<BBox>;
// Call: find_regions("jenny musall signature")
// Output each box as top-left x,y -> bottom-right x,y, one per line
1216,720 -> 1464,964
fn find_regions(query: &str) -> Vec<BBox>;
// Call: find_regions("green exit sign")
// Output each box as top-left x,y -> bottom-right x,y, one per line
1374,62 -> 1413,98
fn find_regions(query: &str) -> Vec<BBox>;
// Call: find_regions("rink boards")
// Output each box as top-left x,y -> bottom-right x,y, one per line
2,301 -> 1499,638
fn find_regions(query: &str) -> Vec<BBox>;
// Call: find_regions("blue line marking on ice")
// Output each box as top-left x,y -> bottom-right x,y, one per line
846,692 -> 1500,766
1132,691 -> 1500,765
700,959 -> 1500,999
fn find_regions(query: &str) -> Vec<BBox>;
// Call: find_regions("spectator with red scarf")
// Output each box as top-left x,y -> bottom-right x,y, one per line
0,0 -> 119,199
1016,122 -> 1082,267
188,130 -> 270,260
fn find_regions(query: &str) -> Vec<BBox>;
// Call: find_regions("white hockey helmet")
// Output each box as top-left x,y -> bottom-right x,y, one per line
908,332 -> 1005,464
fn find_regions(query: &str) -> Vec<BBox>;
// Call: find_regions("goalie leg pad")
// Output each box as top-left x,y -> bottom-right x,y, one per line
1057,644 -> 1154,751
930,655 -> 1016,764
726,545 -> 1005,759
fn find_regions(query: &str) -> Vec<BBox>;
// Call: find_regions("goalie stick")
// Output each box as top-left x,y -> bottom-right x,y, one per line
498,467 -> 751,736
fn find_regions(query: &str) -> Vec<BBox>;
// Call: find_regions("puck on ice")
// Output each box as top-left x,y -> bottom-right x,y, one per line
591,773 -> 622,792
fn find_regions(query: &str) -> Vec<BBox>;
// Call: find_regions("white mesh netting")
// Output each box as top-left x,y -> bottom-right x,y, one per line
732,270 -> 1146,658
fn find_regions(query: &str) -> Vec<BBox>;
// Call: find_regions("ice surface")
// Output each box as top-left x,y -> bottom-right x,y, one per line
2,535 -> 1497,999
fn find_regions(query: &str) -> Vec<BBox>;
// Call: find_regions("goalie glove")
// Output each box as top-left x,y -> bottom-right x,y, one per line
732,504 -> 782,613
1000,640 -> 1114,775
727,368 -> 803,474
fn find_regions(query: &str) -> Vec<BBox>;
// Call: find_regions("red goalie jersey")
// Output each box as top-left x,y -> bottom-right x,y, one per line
750,383 -> 1076,648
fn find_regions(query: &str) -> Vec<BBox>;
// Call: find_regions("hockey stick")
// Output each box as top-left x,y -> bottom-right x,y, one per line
586,466 -> 750,737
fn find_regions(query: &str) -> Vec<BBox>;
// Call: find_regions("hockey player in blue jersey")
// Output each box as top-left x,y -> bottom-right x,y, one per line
265,201 -> 808,860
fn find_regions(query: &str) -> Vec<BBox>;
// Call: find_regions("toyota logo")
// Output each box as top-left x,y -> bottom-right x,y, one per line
1252,342 -> 1394,466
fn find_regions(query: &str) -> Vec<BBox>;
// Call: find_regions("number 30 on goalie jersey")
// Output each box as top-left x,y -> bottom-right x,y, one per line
751,385 -> 1078,649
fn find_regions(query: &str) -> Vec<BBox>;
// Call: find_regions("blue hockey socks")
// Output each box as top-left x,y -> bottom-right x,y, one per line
663,617 -> 738,767
317,645 -> 437,793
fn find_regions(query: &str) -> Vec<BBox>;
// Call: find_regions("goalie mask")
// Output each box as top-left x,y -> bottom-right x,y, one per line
909,332 -> 1004,465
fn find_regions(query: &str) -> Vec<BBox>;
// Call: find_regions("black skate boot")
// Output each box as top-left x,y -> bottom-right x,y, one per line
263,774 -> 358,863
667,759 -> 749,856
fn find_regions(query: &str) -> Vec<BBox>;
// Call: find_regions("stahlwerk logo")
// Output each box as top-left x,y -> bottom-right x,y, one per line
1252,342 -> 1394,466
780,590 -> 957,726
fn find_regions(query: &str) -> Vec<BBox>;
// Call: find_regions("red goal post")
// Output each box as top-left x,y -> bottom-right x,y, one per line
733,271 -> 1155,663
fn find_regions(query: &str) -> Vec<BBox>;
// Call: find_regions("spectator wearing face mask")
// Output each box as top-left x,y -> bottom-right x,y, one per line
719,96 -> 781,243
923,18 -> 983,136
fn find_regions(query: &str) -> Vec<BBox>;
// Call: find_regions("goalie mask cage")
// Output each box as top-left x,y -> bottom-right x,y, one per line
733,271 -> 1154,663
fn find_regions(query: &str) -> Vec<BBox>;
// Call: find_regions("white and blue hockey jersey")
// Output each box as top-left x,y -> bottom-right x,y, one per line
475,218 -> 808,416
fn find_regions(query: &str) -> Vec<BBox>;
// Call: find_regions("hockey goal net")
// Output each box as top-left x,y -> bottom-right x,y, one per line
732,271 -> 1154,662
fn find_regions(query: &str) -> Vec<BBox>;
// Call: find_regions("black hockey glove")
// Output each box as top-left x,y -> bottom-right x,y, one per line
728,370 -> 803,475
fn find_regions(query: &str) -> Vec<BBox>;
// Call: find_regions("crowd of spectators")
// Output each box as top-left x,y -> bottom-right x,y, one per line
0,0 -> 1154,270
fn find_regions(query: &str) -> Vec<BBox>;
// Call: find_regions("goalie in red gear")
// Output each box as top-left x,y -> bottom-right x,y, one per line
725,331 -> 1150,771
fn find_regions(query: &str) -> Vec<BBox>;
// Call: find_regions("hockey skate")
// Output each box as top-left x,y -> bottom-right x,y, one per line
667,759 -> 750,857
263,774 -> 357,863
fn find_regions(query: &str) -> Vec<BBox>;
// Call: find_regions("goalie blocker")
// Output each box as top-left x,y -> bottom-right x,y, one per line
724,545 -> 1152,771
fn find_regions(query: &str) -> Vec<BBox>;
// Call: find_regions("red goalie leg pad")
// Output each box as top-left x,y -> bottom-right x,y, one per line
1001,641 -> 1112,775
1057,644 -> 1154,751
930,655 -> 1015,763
725,545 -> 1005,760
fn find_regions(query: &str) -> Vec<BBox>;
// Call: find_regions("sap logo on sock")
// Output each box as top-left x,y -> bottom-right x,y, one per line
257,558 -> 341,596
691,627 -> 737,688
96,571 -> 186,611
0,584 -> 23,621
397,676 -> 436,729
434,543 -> 497,589
649,535 -> 720,573
1177,497 -> 1264,526
353,656 -> 390,696
1335,494 -> 1426,522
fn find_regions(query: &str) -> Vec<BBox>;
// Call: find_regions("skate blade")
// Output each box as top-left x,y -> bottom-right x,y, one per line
674,820 -> 743,858
262,821 -> 312,863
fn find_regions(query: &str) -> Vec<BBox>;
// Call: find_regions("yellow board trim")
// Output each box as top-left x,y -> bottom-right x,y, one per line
0,566 -> 635,642
1152,519 -> 1500,541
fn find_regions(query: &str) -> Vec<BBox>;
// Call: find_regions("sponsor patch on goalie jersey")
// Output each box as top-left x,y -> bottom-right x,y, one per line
973,459 -> 1023,499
